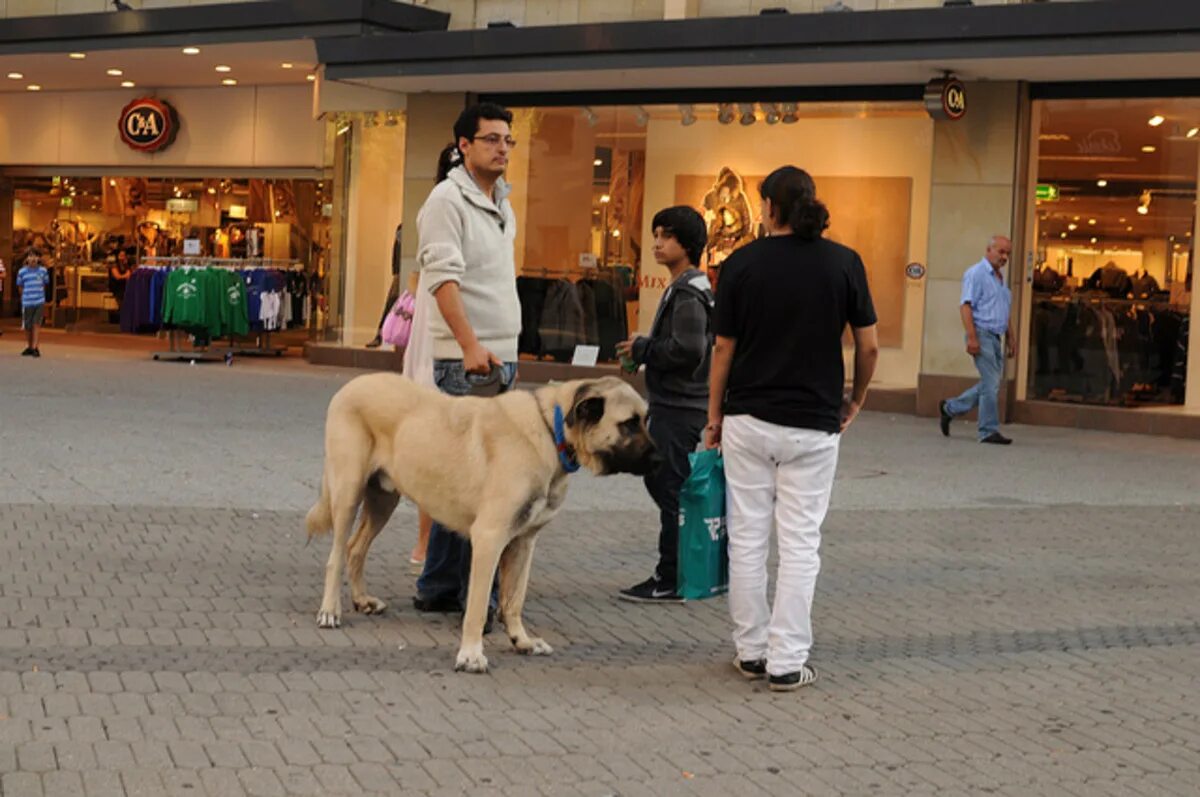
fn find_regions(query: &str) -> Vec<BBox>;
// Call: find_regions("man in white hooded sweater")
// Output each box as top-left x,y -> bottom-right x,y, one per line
413,103 -> 522,626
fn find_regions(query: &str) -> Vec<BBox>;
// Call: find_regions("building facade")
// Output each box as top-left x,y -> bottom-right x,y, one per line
3,0 -> 1199,438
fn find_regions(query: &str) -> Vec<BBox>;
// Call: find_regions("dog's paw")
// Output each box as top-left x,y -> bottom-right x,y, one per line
316,610 -> 341,629
352,595 -> 387,615
454,648 -> 489,674
514,637 -> 554,656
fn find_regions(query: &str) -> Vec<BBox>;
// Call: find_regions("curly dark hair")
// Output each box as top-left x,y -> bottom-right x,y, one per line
436,102 -> 514,182
759,166 -> 830,241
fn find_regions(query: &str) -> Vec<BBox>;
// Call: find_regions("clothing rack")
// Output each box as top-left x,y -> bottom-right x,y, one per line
144,256 -> 300,362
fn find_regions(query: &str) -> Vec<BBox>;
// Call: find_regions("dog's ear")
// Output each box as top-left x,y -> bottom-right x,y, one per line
566,391 -> 605,428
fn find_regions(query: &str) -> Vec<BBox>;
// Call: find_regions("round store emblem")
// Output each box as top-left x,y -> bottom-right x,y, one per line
118,97 -> 180,153
924,75 -> 967,121
905,262 -> 927,280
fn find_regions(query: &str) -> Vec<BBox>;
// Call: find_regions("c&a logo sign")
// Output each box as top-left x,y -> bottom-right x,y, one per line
118,97 -> 180,153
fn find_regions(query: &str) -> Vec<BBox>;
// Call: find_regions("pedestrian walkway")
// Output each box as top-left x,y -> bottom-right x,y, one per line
1,348 -> 1198,796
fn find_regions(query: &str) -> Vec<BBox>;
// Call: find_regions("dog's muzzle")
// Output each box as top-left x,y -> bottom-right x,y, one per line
602,443 -> 661,476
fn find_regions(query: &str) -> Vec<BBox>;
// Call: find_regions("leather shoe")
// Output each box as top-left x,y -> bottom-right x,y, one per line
980,432 -> 1012,445
412,595 -> 462,613
938,400 -> 953,437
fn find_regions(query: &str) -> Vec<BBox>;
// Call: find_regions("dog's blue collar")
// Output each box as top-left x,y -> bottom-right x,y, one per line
553,405 -> 581,474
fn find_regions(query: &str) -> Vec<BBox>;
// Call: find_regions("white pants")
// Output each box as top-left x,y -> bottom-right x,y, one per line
723,415 -> 840,676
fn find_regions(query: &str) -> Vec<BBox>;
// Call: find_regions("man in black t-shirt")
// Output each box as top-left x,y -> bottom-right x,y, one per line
706,166 -> 879,692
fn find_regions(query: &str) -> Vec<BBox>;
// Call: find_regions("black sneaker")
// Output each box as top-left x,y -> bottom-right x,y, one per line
31,349 -> 41,358
618,575 -> 685,604
21,347 -> 33,356
769,664 -> 819,692
938,400 -> 953,437
980,432 -> 1012,445
733,657 -> 767,680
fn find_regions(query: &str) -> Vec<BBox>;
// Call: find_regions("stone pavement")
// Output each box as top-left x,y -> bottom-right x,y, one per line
1,340 -> 1199,796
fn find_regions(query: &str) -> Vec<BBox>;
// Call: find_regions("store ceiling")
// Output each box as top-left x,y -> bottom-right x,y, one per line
0,40 -> 317,93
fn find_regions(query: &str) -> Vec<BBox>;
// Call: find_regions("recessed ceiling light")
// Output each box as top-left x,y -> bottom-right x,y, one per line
69,53 -> 86,60
306,74 -> 316,82
1142,145 -> 1156,153
1067,223 -> 1077,231
215,65 -> 232,73
1148,115 -> 1165,127
1096,179 -> 1108,187
106,68 -> 123,76
593,159 -> 602,166
121,81 -> 135,88
1060,232 -> 1067,239
26,85 -> 41,91
281,63 -> 294,69
182,47 -> 201,55
221,78 -> 238,86
1127,226 -> 1134,231
1118,217 -> 1126,223
1090,237 -> 1097,244
7,72 -> 24,80
1088,218 -> 1097,225
1189,128 -> 1200,139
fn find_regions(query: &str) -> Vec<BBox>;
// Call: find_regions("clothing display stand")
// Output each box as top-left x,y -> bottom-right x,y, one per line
223,257 -> 293,358
143,256 -> 297,363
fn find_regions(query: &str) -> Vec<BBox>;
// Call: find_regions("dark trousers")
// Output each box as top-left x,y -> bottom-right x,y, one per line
416,360 -> 519,607
644,405 -> 707,586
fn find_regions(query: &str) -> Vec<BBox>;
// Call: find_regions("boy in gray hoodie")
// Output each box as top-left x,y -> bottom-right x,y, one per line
617,206 -> 713,603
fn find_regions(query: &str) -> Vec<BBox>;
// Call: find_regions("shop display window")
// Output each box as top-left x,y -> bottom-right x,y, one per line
9,174 -> 333,337
1030,99 -> 1194,406
507,101 -> 931,365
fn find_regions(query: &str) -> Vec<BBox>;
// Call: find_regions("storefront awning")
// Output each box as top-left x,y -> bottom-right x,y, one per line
0,0 -> 448,55
317,0 -> 1200,96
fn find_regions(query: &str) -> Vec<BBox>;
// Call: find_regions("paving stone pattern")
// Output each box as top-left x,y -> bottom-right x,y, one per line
1,344 -> 1199,795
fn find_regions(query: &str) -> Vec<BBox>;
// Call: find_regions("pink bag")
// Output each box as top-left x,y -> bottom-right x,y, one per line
380,290 -> 416,348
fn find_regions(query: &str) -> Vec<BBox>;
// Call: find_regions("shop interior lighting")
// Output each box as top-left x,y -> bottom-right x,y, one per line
1088,218 -> 1097,225
215,65 -> 232,73
781,102 -> 799,124
281,63 -> 294,69
69,53 -> 86,60
600,194 -> 611,204
679,104 -> 697,126
306,74 -> 316,82
1067,223 -> 1077,231
1189,127 -> 1200,139
7,72 -> 23,80
26,85 -> 41,91
582,107 -> 600,127
764,103 -> 782,125
1141,145 -> 1156,153
633,106 -> 649,127
1148,115 -> 1165,127
106,68 -> 123,76
738,103 -> 757,126
717,103 -> 735,125
221,78 -> 238,86
182,47 -> 200,55
1096,179 -> 1108,187
121,81 -> 135,88
593,158 -> 602,166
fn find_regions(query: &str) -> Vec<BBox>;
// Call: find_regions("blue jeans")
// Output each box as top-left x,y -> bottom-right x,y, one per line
416,359 -> 518,607
946,329 -> 1003,440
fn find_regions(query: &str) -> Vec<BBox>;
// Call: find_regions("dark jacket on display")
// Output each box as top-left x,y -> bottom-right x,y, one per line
631,268 -> 713,412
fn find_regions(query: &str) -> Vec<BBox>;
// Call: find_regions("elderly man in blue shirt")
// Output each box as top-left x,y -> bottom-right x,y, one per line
939,235 -> 1015,445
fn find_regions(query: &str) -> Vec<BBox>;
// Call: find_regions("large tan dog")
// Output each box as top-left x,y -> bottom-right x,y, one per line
306,373 -> 657,673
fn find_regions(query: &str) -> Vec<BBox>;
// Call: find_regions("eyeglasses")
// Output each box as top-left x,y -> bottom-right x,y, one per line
472,134 -> 518,148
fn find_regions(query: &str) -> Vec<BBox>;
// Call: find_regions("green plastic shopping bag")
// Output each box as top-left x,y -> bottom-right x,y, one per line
676,448 -> 729,600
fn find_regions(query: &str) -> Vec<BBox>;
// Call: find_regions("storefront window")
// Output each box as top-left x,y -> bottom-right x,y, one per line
9,172 -> 334,341
1030,99 -> 1194,406
508,101 -> 932,377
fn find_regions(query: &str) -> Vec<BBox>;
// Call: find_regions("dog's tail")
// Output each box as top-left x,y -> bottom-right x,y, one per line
305,469 -> 333,540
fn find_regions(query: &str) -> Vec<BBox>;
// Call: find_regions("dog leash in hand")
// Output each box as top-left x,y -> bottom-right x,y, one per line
553,405 -> 581,474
